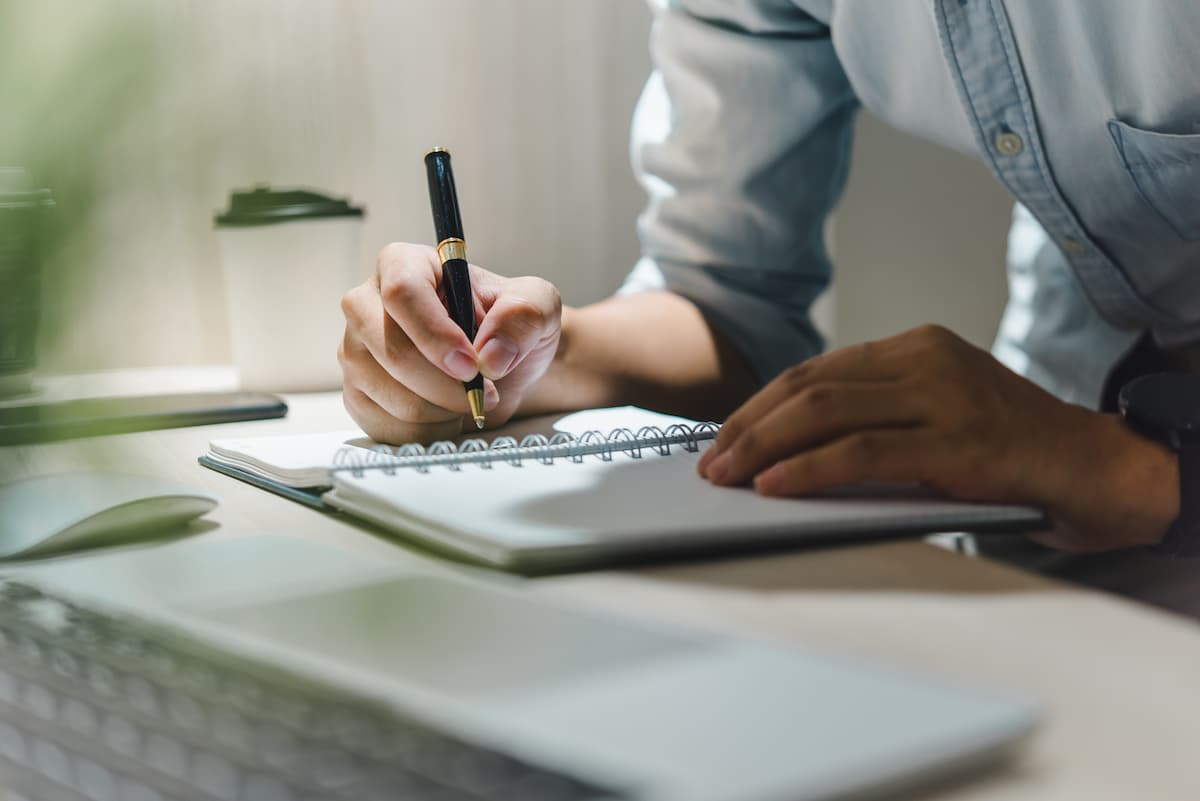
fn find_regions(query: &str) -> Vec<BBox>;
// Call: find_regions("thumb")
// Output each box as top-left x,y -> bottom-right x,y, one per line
472,276 -> 562,380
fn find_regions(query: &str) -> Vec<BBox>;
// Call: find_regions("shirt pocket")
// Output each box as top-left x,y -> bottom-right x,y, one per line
1108,119 -> 1200,241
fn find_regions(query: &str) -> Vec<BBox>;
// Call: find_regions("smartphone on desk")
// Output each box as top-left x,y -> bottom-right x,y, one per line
0,391 -> 288,445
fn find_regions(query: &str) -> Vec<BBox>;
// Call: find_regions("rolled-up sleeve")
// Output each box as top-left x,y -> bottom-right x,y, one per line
620,0 -> 859,384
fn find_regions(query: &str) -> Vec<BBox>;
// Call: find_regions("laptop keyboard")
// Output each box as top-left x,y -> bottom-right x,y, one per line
0,580 -> 630,801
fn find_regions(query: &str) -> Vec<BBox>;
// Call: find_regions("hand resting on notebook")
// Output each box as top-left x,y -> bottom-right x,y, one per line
697,325 -> 1178,553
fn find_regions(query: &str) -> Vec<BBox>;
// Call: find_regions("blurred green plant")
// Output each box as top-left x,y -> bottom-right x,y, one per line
0,0 -> 162,376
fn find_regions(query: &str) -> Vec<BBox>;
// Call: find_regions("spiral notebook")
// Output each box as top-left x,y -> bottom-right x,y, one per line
201,406 -> 1047,572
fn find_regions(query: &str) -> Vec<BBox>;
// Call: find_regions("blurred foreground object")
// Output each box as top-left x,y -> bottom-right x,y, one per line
0,168 -> 53,397
0,0 -> 159,375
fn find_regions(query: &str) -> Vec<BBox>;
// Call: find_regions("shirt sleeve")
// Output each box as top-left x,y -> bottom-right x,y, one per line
620,0 -> 859,385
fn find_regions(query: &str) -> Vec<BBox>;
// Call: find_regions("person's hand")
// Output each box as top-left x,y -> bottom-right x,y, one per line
339,243 -> 562,444
697,324 -> 1179,551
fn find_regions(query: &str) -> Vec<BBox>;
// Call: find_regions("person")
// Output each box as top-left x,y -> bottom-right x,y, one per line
340,1 -> 1199,613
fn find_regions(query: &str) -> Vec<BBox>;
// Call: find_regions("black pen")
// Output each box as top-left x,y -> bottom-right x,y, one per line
424,147 -> 485,429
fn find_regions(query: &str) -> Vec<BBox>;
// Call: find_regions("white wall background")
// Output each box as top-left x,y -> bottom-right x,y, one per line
30,1 -> 1013,373
834,112 -> 1014,349
36,0 -> 654,371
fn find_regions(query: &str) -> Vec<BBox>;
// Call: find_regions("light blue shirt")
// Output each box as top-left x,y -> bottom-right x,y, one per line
622,0 -> 1200,409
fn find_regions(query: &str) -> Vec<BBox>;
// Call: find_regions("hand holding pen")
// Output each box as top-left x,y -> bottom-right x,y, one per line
338,150 -> 563,444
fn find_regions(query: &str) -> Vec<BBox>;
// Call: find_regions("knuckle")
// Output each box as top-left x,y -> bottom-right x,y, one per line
379,249 -> 438,304
362,417 -> 411,446
538,278 -> 563,316
508,299 -> 547,330
337,335 -> 368,374
844,432 -> 881,463
914,324 -> 962,359
340,283 -> 368,322
359,422 -> 390,444
340,364 -> 375,403
715,416 -> 743,449
730,428 -> 759,461
797,384 -> 836,412
504,297 -> 548,335
342,386 -> 372,424
781,362 -> 811,391
389,391 -> 430,424
376,242 -> 404,271
414,243 -> 439,266
382,333 -> 417,367
914,323 -> 950,342
379,272 -> 420,310
377,241 -> 428,269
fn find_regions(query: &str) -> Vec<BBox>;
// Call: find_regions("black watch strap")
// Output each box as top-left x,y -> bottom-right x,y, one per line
1149,444 -> 1200,557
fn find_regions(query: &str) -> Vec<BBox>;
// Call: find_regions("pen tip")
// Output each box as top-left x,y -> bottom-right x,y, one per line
466,388 -> 486,430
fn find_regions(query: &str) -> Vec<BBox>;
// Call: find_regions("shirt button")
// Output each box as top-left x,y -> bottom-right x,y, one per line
995,132 -> 1024,156
1061,237 -> 1087,255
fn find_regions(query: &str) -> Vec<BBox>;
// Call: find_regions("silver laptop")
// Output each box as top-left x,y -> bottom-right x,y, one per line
1,535 -> 1036,801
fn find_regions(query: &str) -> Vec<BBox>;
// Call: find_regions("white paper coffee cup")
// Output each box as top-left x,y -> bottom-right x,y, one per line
215,187 -> 365,392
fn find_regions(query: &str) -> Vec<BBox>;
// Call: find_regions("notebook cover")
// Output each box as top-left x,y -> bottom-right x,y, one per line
198,454 -> 330,510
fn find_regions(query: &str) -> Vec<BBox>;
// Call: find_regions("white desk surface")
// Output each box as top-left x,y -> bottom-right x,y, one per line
3,388 -> 1199,801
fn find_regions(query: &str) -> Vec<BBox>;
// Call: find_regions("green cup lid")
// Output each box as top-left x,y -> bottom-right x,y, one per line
215,186 -> 364,227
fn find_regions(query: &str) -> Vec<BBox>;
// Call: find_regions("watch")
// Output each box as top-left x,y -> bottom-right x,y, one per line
1118,372 -> 1200,557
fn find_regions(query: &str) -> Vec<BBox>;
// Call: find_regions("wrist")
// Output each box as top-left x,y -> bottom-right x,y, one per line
1108,414 -> 1179,547
516,291 -> 760,421
516,305 -> 612,417
1049,412 -> 1179,549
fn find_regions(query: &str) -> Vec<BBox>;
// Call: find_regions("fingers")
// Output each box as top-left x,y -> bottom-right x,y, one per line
341,279 -> 496,416
472,275 -> 562,380
696,326 -> 971,495
375,243 -> 562,387
699,327 -> 958,477
753,430 -> 941,496
700,347 -> 891,470
341,242 -> 559,444
342,385 -> 463,445
376,243 -> 480,382
701,381 -> 925,486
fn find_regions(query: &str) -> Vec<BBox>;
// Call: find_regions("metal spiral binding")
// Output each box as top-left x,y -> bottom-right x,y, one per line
332,421 -> 721,476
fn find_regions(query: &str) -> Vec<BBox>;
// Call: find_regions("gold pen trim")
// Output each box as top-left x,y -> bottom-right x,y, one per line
467,388 -> 486,429
424,146 -> 449,158
437,237 -> 467,264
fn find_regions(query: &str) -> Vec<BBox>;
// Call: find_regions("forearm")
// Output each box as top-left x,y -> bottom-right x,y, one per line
519,291 -> 759,421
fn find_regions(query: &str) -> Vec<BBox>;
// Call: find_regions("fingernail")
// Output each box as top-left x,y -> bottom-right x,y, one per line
443,349 -> 478,381
484,382 -> 500,409
697,445 -> 719,475
706,452 -> 731,483
478,337 -> 519,377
